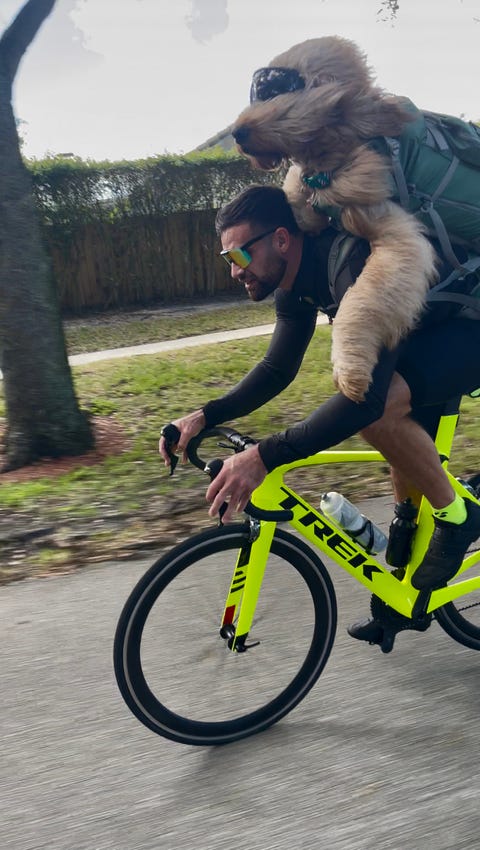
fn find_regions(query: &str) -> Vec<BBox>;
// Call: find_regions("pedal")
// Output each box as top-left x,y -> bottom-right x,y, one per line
358,625 -> 396,653
379,629 -> 396,654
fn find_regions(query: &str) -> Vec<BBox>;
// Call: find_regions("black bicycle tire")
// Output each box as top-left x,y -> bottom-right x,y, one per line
113,523 -> 337,746
435,601 -> 480,650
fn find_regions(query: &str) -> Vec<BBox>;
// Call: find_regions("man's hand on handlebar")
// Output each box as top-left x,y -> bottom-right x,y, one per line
206,444 -> 267,523
160,422 -> 292,523
159,409 -> 206,468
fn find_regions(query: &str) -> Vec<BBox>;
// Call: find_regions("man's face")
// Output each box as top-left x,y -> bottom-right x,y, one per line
220,223 -> 287,301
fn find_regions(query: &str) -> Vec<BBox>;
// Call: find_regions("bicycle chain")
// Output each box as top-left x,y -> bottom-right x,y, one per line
455,600 -> 480,613
370,567 -> 480,618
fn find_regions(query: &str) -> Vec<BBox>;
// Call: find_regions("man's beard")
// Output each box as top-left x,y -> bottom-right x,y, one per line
242,257 -> 287,301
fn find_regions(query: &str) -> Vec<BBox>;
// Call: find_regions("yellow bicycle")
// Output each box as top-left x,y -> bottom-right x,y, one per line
114,395 -> 480,745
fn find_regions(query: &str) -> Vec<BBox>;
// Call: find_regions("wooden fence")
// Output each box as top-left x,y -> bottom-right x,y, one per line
45,208 -> 235,313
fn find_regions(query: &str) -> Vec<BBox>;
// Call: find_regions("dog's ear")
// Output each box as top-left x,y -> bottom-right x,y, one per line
349,91 -> 415,139
307,84 -> 413,138
303,82 -> 354,128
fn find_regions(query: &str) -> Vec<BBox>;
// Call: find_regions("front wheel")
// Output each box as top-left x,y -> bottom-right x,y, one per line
114,523 -> 337,745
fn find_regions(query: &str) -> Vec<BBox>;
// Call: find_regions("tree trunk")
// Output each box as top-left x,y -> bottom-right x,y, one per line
0,0 -> 93,470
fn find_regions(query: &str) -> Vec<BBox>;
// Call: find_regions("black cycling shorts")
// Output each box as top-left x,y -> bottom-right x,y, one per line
396,316 -> 480,436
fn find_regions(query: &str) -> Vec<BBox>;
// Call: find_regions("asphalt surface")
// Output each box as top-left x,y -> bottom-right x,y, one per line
2,323 -> 479,848
2,495 -> 479,850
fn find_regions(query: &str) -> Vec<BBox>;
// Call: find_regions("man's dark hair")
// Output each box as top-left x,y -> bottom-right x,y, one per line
215,184 -> 300,236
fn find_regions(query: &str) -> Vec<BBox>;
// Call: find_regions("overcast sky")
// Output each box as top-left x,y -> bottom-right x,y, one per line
1,0 -> 479,161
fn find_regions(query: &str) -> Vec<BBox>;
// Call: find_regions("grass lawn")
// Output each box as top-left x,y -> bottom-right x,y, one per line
1,308 -> 479,583
64,298 -> 277,354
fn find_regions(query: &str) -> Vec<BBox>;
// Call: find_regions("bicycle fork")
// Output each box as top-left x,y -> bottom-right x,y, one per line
219,520 -> 276,652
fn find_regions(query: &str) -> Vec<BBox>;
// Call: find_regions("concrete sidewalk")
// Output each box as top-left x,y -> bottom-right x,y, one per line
69,323 -> 276,366
0,315 -> 329,379
68,315 -> 329,366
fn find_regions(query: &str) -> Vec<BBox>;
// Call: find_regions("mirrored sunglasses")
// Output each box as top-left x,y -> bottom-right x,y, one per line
220,229 -> 277,269
250,66 -> 305,103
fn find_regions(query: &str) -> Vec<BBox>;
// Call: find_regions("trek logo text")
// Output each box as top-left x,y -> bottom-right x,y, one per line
279,488 -> 382,582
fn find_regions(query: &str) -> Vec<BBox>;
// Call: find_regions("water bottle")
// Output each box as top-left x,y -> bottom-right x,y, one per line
320,491 -> 388,554
385,498 -> 418,568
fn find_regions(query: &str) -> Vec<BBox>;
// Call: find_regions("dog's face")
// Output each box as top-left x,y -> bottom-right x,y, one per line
232,36 -> 374,171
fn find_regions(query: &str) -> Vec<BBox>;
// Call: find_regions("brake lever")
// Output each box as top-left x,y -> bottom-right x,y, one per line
161,423 -> 181,476
204,458 -> 228,522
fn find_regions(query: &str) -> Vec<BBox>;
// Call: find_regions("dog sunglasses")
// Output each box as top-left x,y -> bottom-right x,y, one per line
250,67 -> 305,103
220,229 -> 277,269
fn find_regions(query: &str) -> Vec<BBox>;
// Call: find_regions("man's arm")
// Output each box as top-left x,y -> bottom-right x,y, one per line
159,292 -> 317,466
257,345 -> 400,470
206,345 -> 401,521
202,293 -> 317,426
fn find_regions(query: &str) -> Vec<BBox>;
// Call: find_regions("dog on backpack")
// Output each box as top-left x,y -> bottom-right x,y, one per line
231,36 -> 441,402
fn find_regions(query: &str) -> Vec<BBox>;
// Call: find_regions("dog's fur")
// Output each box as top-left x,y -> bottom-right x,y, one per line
232,36 -> 438,401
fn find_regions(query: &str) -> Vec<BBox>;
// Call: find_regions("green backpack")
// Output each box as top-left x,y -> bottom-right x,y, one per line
381,101 -> 480,312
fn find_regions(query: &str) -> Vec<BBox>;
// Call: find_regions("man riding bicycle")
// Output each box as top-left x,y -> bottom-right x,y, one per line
159,185 -> 480,642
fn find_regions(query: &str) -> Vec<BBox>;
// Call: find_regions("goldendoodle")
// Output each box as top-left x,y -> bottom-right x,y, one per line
232,36 -> 437,401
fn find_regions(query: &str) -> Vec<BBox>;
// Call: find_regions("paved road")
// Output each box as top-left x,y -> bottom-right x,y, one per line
2,496 -> 479,850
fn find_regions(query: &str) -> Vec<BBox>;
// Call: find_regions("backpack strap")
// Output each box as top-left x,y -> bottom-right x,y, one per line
327,231 -> 359,301
424,116 -> 450,151
385,134 -> 468,272
427,255 -> 480,313
420,156 -> 463,270
384,137 -> 410,208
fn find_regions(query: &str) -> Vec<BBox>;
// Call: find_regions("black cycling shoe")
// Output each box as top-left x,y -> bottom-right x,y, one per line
412,498 -> 480,590
347,618 -> 383,644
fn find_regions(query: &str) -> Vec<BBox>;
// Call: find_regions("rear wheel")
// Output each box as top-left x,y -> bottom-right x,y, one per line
435,554 -> 480,650
114,523 -> 337,745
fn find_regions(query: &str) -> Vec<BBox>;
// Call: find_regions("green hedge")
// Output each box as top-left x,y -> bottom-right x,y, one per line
28,151 -> 283,312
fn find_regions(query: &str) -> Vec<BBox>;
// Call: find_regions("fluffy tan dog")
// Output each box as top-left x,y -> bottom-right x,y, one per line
232,36 -> 438,401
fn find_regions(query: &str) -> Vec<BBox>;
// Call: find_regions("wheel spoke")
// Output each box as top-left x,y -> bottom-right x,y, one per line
114,526 -> 337,745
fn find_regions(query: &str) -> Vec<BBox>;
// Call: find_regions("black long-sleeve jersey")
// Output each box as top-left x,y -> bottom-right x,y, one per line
201,228 -> 468,472
201,228 -> 399,471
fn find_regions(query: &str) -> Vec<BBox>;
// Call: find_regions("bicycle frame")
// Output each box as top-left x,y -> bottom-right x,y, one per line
220,404 -> 480,651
